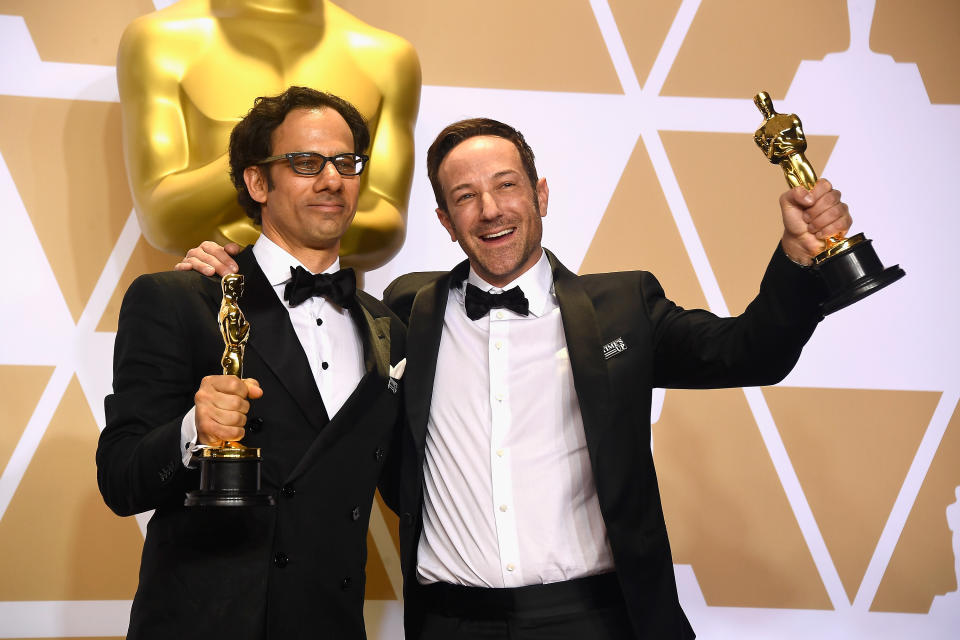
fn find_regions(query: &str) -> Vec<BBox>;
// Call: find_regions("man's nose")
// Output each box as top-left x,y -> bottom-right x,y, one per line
478,191 -> 501,219
314,161 -> 344,190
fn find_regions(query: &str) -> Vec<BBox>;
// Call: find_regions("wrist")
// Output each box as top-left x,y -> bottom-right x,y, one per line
780,238 -> 813,267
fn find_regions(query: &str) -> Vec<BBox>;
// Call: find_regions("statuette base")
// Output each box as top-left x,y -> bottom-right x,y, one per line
184,447 -> 275,507
814,234 -> 905,315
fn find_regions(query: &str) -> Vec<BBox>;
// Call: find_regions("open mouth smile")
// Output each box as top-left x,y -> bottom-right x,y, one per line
480,228 -> 515,242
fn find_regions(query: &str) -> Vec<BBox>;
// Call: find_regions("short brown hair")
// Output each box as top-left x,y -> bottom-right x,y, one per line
228,86 -> 369,224
426,118 -> 538,212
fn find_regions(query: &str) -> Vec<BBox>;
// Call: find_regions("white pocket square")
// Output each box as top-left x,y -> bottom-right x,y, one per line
388,358 -> 406,393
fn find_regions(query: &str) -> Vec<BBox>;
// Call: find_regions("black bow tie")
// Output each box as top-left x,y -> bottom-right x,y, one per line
464,283 -> 529,321
283,265 -> 356,308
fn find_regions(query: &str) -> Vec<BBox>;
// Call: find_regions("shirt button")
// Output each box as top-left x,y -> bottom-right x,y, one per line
321,361 -> 329,370
496,311 -> 504,319
506,563 -> 515,572
495,341 -> 503,350
496,449 -> 504,457
495,393 -> 503,402
499,504 -> 508,512
274,552 -> 288,568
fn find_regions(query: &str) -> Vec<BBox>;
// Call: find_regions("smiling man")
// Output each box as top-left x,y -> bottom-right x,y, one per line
431,133 -> 549,287
379,117 -> 850,640
97,87 -> 406,640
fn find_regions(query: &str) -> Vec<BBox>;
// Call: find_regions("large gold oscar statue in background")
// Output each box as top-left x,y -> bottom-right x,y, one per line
186,274 -> 274,507
753,91 -> 904,314
117,0 -> 421,269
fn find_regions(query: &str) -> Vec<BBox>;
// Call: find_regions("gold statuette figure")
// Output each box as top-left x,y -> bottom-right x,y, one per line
219,273 -> 248,378
753,91 -> 819,192
753,91 -> 904,314
185,272 -> 273,506
118,0 -> 420,269
754,90 -> 845,253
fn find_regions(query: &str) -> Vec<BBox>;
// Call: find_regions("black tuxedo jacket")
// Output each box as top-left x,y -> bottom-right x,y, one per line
97,248 -> 406,640
381,246 -> 825,640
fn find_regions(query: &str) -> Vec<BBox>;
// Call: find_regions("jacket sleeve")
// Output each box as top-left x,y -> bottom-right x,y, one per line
97,273 -> 207,516
648,245 -> 826,389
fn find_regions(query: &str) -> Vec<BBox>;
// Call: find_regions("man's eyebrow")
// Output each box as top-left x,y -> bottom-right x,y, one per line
449,169 -> 521,193
448,181 -> 473,194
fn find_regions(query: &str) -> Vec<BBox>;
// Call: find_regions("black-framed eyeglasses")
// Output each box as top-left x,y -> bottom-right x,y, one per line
258,152 -> 369,176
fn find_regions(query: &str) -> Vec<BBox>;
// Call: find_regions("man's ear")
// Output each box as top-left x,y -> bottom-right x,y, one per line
536,177 -> 549,218
244,166 -> 268,204
436,207 -> 458,242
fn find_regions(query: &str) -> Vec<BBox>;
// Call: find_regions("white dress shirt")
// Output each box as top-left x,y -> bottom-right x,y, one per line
416,250 -> 615,587
180,235 -> 364,464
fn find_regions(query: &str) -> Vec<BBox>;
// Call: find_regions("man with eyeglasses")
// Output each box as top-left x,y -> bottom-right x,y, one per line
97,86 -> 406,640
184,116 -> 853,640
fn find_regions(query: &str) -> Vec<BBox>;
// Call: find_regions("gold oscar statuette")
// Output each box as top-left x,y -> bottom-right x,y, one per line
117,0 -> 420,269
185,274 -> 275,507
753,91 -> 904,314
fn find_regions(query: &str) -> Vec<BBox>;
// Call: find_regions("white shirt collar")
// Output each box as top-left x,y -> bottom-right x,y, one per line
252,234 -> 341,288
464,249 -> 554,317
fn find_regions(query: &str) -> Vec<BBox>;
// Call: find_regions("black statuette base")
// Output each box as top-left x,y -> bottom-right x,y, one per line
185,456 -> 275,507
814,237 -> 905,315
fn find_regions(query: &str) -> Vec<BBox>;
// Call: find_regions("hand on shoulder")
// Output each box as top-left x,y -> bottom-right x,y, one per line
174,241 -> 242,277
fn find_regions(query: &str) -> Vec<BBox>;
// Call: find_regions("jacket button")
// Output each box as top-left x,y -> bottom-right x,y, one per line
341,577 -> 352,590
401,512 -> 413,526
281,485 -> 296,498
351,507 -> 360,521
373,447 -> 384,462
274,552 -> 288,568
248,416 -> 264,433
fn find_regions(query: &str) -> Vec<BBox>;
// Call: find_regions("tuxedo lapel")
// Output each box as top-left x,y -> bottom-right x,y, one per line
547,250 -> 614,452
286,294 -> 394,483
405,264 -> 463,463
350,299 -> 391,380
234,249 -> 329,430
325,298 -> 392,422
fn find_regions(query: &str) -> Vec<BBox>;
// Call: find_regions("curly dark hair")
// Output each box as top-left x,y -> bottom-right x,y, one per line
426,118 -> 538,212
228,86 -> 370,224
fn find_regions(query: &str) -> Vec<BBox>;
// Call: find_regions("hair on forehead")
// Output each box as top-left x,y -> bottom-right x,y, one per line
426,118 -> 538,212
